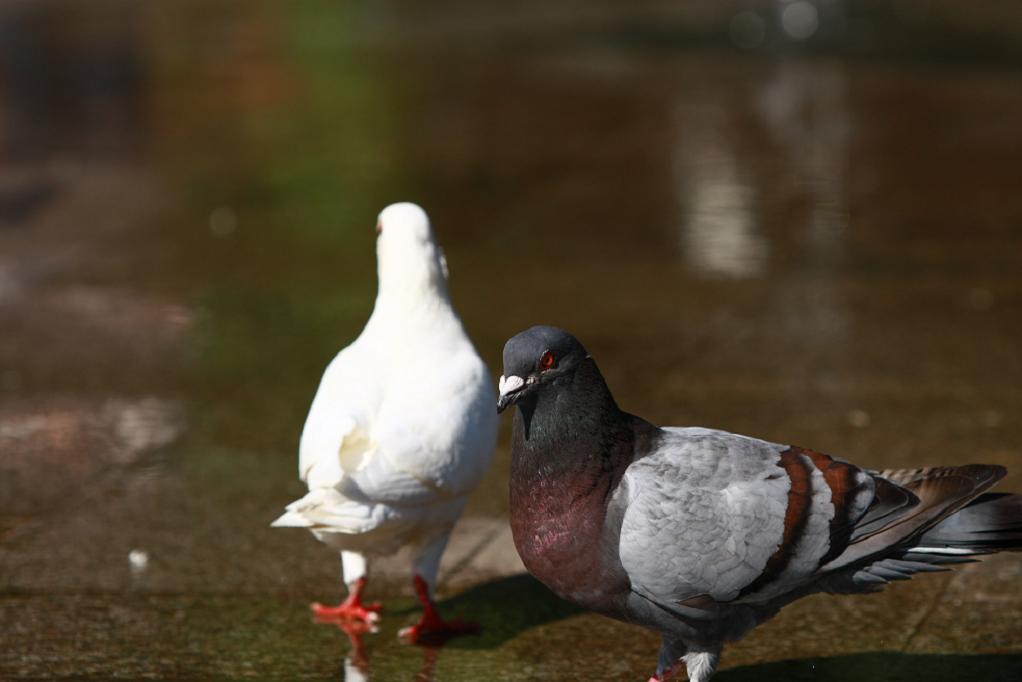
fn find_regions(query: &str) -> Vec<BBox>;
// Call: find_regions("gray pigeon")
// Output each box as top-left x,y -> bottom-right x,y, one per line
497,325 -> 1022,682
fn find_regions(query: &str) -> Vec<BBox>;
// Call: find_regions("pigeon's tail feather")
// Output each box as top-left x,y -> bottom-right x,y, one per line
912,492 -> 1022,554
822,464 -> 1007,573
827,485 -> 1021,593
838,550 -> 965,592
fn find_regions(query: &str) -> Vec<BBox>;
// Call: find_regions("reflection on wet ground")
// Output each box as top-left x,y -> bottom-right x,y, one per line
1,1 -> 1021,679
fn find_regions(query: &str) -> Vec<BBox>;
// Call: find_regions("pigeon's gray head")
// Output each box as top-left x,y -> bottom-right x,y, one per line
497,326 -> 589,413
375,202 -> 449,295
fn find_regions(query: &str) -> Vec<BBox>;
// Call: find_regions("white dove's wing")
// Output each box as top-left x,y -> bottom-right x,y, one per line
298,339 -> 380,490
340,334 -> 498,506
273,336 -> 394,533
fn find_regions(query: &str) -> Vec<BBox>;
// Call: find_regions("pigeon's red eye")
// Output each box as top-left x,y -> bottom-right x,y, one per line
540,350 -> 555,370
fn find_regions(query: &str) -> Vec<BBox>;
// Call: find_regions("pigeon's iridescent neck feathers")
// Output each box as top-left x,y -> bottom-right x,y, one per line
508,357 -> 649,608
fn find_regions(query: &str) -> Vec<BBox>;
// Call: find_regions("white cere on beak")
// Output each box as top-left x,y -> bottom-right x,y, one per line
498,375 -> 525,397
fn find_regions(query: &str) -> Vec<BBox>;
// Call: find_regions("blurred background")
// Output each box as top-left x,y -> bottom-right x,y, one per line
1,0 -> 1020,679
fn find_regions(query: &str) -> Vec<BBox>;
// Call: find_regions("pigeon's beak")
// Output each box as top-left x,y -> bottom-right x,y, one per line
497,374 -> 526,413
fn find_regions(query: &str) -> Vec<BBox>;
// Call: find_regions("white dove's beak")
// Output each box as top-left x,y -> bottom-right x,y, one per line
497,374 -> 526,413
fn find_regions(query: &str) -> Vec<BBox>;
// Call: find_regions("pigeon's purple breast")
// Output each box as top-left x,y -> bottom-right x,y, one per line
510,466 -> 629,608
507,407 -> 646,610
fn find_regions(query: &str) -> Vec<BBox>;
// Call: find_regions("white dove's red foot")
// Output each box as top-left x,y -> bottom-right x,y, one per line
311,577 -> 382,625
398,575 -> 480,645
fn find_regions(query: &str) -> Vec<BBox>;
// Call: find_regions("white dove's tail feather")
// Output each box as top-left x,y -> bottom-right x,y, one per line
270,509 -> 314,528
270,488 -> 377,534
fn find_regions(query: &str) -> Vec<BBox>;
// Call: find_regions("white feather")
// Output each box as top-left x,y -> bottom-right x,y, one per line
906,546 -> 976,555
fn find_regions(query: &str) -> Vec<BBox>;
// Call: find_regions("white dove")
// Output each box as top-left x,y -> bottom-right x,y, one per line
272,202 -> 498,642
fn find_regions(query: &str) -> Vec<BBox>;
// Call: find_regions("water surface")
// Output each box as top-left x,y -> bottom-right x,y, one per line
1,1 -> 1020,679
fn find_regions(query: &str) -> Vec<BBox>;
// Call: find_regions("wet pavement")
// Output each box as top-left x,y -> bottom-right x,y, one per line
2,1 -> 1021,680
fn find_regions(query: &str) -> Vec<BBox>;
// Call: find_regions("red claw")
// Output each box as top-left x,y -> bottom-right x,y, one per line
398,574 -> 480,645
311,577 -> 382,625
336,620 -> 370,674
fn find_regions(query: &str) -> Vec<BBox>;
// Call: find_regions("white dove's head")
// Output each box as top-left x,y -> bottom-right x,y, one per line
375,202 -> 449,300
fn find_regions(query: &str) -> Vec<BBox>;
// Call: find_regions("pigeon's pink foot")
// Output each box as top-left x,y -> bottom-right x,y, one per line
398,574 -> 480,645
648,665 -> 676,681
311,577 -> 382,625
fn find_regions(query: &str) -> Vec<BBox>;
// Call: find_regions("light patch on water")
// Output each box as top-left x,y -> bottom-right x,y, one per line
682,180 -> 765,278
0,397 -> 184,466
749,60 -> 852,351
780,1 -> 820,41
847,409 -> 871,429
105,398 -> 185,464
209,206 -> 237,237
675,134 -> 767,279
57,287 -> 189,326
0,264 -> 23,304
0,414 -> 53,441
757,60 -> 850,248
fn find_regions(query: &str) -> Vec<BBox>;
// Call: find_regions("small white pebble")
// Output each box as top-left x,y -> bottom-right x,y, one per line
848,409 -> 871,428
128,549 -> 149,571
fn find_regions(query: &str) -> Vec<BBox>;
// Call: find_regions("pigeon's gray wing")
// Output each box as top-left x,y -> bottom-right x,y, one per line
617,428 -> 1005,610
617,428 -> 821,604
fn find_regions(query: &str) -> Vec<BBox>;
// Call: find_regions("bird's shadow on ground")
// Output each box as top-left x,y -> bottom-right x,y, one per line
716,652 -> 1022,681
426,579 -> 1021,681
431,572 -> 582,649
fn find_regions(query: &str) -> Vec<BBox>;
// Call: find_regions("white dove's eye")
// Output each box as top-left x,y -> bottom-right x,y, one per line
539,350 -> 556,371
